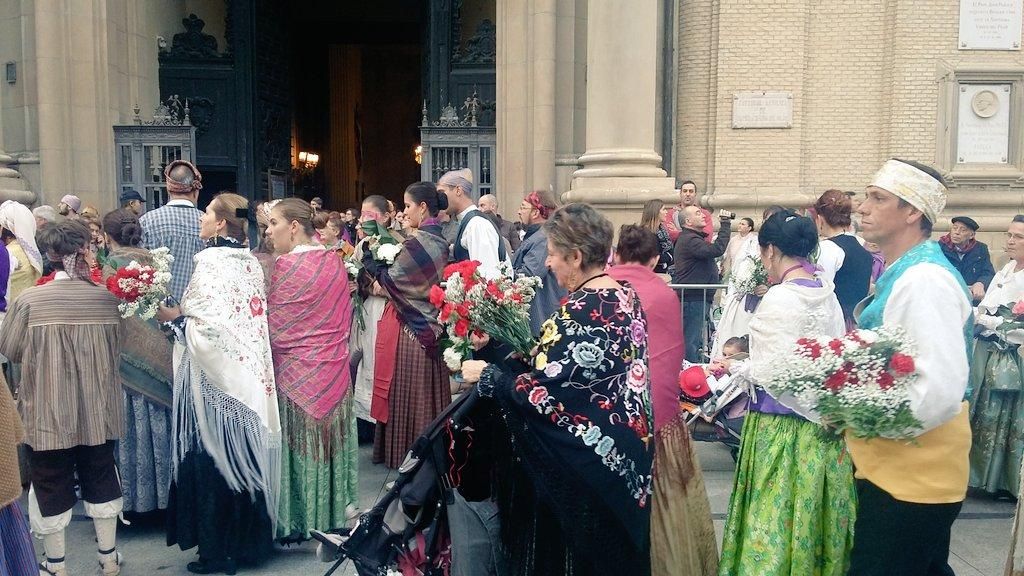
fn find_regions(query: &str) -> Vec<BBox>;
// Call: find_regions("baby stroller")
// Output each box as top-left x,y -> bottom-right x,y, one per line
312,391 -> 481,576
679,364 -> 748,461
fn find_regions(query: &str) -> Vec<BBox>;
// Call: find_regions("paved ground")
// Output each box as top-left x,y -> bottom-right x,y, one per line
30,440 -> 1015,575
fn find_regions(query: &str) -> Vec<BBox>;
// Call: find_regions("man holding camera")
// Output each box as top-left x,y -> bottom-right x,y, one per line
672,206 -> 732,362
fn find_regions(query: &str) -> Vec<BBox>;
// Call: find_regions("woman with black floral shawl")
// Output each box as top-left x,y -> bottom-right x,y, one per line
461,203 -> 654,576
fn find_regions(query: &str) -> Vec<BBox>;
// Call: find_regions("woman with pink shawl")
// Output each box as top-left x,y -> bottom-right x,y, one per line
608,225 -> 718,575
264,198 -> 358,541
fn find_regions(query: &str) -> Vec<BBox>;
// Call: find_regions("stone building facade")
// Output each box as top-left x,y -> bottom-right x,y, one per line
1,0 -> 1021,251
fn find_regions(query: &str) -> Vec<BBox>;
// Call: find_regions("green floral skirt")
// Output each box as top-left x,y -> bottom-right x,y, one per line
969,339 -> 1024,496
719,411 -> 856,576
276,393 -> 359,539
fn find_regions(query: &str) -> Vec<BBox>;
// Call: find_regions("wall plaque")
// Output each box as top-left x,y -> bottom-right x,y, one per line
959,0 -> 1023,50
732,91 -> 793,129
957,83 -> 1011,163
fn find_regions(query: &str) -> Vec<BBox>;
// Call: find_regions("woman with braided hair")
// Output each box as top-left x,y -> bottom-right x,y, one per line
101,208 -> 175,516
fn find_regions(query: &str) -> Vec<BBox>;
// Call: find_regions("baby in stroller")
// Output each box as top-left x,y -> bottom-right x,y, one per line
679,336 -> 751,459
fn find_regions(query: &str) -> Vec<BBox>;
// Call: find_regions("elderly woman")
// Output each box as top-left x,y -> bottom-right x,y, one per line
264,198 -> 357,540
102,209 -> 174,516
970,215 -> 1024,500
361,183 -> 449,468
158,193 -> 280,575
461,203 -> 654,576
718,210 -> 856,575
609,224 -> 718,575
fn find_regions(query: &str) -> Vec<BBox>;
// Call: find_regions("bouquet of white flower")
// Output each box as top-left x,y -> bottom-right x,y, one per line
763,326 -> 923,439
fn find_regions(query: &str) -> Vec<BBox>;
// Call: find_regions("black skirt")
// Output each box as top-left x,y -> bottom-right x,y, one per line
166,449 -> 274,566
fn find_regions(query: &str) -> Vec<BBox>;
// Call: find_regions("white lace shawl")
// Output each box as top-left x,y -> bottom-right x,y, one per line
171,247 -> 281,526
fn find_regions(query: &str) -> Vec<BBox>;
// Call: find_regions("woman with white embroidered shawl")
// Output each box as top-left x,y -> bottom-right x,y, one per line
158,193 -> 281,575
0,200 -> 43,303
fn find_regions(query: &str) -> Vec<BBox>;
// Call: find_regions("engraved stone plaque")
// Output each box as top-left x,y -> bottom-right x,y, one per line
959,0 -> 1023,50
732,92 -> 793,129
957,83 -> 1011,164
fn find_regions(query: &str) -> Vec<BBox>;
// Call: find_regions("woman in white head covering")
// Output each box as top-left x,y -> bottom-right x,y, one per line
0,201 -> 42,303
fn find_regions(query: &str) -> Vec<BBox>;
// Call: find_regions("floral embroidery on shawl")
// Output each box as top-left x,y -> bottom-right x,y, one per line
512,286 -> 654,506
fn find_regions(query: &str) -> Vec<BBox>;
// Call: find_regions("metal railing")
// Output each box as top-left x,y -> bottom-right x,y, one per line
667,283 -> 729,364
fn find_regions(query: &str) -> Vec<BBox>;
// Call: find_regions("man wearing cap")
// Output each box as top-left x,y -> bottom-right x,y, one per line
119,190 -> 146,216
437,168 -> 511,280
57,195 -> 80,218
939,215 -> 995,303
139,161 -> 205,301
849,158 -> 973,575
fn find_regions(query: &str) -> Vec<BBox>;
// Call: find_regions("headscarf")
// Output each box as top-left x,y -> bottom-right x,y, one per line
164,160 -> 203,195
870,159 -> 947,224
0,201 -> 42,275
439,168 -> 474,196
525,190 -> 554,219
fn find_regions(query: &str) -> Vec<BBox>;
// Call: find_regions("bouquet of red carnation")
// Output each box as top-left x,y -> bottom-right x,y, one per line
763,326 -> 923,439
105,247 -> 174,319
429,260 -> 541,371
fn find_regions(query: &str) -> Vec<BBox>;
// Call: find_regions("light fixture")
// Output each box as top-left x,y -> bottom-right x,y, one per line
297,151 -> 319,170
414,145 -> 423,165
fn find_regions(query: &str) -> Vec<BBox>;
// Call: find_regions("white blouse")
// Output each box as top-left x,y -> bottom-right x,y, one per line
976,260 -> 1024,337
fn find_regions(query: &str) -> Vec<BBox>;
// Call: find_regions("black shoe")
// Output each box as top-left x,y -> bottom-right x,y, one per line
186,558 -> 237,575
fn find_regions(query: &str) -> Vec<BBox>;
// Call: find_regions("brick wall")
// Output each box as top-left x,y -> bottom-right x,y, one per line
675,0 -> 1024,242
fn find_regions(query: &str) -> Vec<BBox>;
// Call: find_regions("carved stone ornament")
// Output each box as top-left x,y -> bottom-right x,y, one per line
454,19 -> 496,64
134,95 -> 192,127
187,97 -> 217,135
972,89 -> 1000,118
162,14 -> 224,60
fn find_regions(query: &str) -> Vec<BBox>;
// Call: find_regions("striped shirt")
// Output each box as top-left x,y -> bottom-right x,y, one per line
0,278 -> 123,451
140,199 -> 205,300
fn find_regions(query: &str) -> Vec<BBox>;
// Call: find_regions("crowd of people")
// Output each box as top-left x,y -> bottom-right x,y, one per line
0,154 -> 1021,576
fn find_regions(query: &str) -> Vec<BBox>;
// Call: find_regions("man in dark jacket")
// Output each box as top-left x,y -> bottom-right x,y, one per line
672,206 -> 731,362
939,216 -> 995,303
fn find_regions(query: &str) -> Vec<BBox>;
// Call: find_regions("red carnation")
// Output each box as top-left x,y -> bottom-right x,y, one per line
800,341 -> 822,359
889,353 -> 915,375
828,339 -> 844,355
456,303 -> 471,318
825,370 -> 848,392
428,284 -> 446,308
877,371 -> 895,390
454,318 -> 471,338
486,281 -> 502,299
439,305 -> 452,323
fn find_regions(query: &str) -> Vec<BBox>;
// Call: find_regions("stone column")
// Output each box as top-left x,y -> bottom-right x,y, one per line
563,0 -> 675,226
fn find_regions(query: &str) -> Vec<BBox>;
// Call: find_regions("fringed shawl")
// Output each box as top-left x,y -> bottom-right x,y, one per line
268,247 -> 352,420
489,285 -> 654,575
172,246 -> 281,526
367,225 -> 448,350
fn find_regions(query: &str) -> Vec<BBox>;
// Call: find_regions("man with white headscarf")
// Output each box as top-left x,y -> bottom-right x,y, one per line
0,201 -> 43,304
437,169 -> 510,280
847,159 -> 972,575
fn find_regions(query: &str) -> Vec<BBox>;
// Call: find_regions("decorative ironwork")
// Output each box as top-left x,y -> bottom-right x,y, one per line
162,14 -> 225,60
462,91 -> 482,127
435,102 -> 467,127
133,95 -> 192,127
